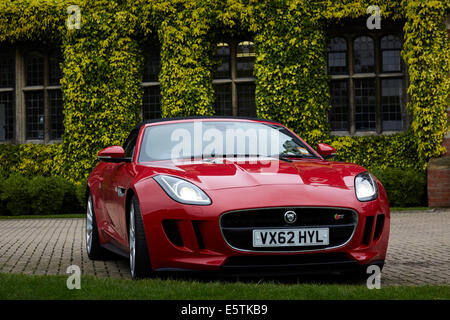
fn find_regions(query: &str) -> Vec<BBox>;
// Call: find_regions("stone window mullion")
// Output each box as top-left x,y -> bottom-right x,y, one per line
44,49 -> 50,143
15,48 -> 24,144
230,41 -> 237,116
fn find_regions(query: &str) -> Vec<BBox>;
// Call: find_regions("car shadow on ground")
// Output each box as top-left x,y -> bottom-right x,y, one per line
148,270 -> 367,285
111,256 -> 367,285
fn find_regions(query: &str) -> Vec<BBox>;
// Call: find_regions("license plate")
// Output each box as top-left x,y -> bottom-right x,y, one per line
253,228 -> 329,247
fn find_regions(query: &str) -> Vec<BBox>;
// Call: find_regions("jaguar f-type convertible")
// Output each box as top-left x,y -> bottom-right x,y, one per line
86,117 -> 389,279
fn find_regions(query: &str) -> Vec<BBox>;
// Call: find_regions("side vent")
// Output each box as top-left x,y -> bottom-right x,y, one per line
192,221 -> 205,250
162,220 -> 183,247
362,216 -> 374,245
373,214 -> 385,241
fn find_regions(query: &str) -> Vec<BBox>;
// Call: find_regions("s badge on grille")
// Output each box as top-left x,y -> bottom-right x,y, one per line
334,213 -> 345,220
284,210 -> 297,224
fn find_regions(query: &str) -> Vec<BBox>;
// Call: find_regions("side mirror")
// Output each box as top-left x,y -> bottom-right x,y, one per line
98,146 -> 131,163
317,143 -> 336,160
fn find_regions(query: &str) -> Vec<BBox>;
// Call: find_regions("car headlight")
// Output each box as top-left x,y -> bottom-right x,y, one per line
355,171 -> 378,202
153,175 -> 211,205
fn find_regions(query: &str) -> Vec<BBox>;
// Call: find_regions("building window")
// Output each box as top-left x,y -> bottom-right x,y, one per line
143,86 -> 161,120
381,35 -> 402,73
0,46 -> 63,143
214,84 -> 232,116
354,78 -> 376,130
353,36 -> 375,74
327,37 -> 347,75
142,45 -> 161,120
328,80 -> 349,131
381,78 -> 403,131
23,49 -> 63,141
213,41 -> 256,117
327,29 -> 407,134
24,90 -> 44,139
0,47 -> 15,141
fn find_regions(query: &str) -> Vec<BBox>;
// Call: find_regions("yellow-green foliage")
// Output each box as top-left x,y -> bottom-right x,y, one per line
156,1 -> 216,117
0,0 -> 76,42
0,143 -> 61,177
327,131 -> 420,170
59,1 -> 143,180
402,0 -> 450,163
0,0 -> 448,181
253,1 -> 331,145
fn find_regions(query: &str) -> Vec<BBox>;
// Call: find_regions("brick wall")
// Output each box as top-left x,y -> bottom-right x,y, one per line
446,109 -> 450,156
428,158 -> 450,207
427,14 -> 450,207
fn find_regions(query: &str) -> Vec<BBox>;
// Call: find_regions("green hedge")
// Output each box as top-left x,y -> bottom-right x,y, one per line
329,131 -> 420,170
0,0 -> 448,182
0,174 -> 84,216
0,169 -> 428,216
371,167 -> 427,207
0,144 -> 61,178
0,174 -> 30,216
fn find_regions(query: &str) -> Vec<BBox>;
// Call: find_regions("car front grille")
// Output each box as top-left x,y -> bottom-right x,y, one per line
220,207 -> 357,252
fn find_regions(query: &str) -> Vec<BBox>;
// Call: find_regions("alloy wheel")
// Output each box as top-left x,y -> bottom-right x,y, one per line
129,204 -> 136,278
86,196 -> 93,255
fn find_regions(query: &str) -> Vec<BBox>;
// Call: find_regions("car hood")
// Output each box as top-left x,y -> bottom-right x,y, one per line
137,157 -> 366,191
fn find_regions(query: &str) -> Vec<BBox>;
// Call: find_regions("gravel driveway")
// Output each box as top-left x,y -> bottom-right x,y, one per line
0,209 -> 449,286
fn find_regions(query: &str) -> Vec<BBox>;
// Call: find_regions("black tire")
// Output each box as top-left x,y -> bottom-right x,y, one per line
129,195 -> 152,279
86,194 -> 114,260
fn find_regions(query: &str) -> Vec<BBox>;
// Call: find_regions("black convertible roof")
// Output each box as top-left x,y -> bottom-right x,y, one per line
132,116 -> 280,131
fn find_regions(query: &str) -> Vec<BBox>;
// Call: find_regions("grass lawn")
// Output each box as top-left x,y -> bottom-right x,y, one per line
0,273 -> 449,300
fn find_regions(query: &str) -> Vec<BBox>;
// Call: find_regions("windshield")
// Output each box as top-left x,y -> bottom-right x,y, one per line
138,121 -> 317,162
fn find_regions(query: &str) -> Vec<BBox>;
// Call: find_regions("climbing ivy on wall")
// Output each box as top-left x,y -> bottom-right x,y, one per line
253,1 -> 331,145
59,0 -> 143,180
402,0 -> 450,163
156,1 -> 216,117
0,0 -> 448,181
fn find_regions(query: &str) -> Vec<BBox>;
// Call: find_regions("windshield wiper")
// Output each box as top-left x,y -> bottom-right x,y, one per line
222,154 -> 296,163
209,154 -> 263,158
274,154 -> 314,162
277,154 -> 293,162
281,153 -> 315,158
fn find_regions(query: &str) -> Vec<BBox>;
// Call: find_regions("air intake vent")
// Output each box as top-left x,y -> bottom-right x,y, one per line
162,220 -> 183,247
362,216 -> 374,245
192,221 -> 205,249
373,214 -> 385,241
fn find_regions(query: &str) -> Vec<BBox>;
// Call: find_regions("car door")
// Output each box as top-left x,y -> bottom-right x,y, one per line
102,130 -> 139,248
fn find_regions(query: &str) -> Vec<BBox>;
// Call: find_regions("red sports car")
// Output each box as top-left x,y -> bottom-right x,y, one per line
86,117 -> 389,279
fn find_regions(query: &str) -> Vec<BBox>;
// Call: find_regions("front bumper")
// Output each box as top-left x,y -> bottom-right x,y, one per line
136,181 -> 390,273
